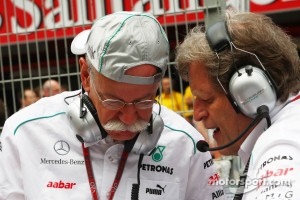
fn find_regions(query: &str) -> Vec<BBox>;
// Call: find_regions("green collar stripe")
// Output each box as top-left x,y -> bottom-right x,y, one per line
14,112 -> 65,135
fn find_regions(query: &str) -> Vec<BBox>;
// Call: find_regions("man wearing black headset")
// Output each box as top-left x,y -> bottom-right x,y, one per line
176,10 -> 300,199
0,12 -> 224,200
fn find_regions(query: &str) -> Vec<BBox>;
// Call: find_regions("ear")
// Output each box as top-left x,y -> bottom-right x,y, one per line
79,57 -> 91,93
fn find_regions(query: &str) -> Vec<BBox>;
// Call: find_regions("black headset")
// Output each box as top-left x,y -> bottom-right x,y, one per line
66,92 -> 164,155
205,21 -> 278,118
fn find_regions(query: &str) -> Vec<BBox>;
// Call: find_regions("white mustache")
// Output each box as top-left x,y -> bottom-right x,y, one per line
103,120 -> 149,133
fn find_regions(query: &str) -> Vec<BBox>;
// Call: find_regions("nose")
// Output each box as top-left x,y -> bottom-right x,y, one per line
118,105 -> 138,125
193,99 -> 208,121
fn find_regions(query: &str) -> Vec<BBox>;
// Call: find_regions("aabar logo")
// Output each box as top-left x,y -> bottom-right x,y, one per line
258,167 -> 294,188
260,167 -> 293,180
47,180 -> 76,189
145,184 -> 166,196
152,145 -> 165,162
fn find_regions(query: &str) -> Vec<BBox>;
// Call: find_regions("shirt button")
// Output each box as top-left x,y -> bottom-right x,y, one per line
107,191 -> 111,198
108,156 -> 114,162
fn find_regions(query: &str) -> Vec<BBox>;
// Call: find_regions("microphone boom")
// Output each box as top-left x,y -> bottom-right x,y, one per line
196,105 -> 270,152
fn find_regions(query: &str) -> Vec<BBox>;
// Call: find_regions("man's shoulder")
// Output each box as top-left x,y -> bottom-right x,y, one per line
3,91 -> 78,133
154,104 -> 204,140
154,104 -> 186,122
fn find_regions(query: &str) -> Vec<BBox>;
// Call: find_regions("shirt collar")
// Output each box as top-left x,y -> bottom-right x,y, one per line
237,93 -> 298,164
238,119 -> 267,164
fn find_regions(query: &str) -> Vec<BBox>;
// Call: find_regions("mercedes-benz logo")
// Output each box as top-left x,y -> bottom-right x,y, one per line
54,140 -> 70,155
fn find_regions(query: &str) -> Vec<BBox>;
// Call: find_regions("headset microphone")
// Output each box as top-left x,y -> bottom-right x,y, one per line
197,105 -> 271,153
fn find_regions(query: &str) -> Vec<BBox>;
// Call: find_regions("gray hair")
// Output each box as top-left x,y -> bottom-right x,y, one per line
176,11 -> 300,102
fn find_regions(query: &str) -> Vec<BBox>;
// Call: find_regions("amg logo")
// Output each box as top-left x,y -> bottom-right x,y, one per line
212,189 -> 224,199
145,184 -> 166,196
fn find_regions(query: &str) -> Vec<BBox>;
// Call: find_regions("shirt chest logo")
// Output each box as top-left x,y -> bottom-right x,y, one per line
151,145 -> 165,162
54,140 -> 70,155
47,180 -> 76,189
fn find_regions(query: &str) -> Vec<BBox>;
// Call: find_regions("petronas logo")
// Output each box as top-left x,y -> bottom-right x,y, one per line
152,146 -> 165,162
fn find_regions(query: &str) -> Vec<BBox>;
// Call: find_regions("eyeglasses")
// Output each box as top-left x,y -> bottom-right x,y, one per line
90,75 -> 156,110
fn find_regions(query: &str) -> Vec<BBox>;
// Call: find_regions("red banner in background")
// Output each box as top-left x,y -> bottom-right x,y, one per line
0,0 -> 98,44
0,0 -> 299,45
250,0 -> 300,13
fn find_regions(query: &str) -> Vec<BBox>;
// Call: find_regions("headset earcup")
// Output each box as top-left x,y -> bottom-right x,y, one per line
66,94 -> 105,145
131,111 -> 164,155
229,66 -> 277,118
206,21 -> 277,119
